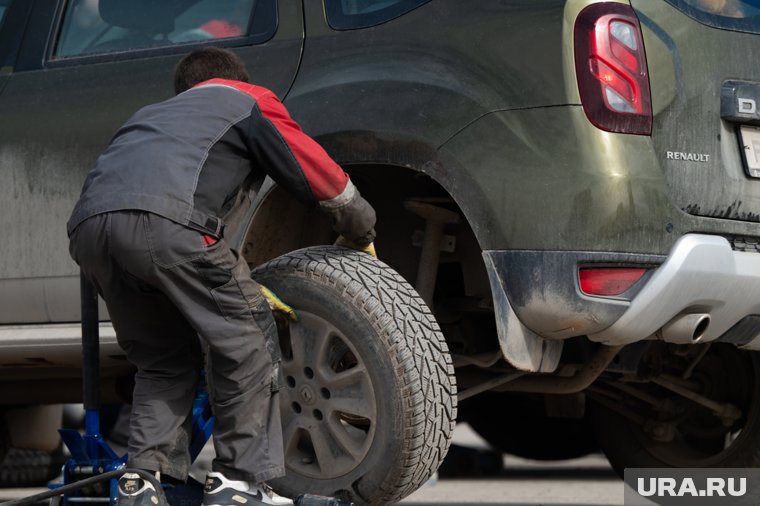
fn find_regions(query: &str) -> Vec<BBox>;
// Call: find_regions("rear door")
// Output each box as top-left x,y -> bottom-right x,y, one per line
633,0 -> 760,224
0,0 -> 304,323
0,0 -> 22,95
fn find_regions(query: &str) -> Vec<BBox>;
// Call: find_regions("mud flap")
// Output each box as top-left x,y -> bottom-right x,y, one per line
483,253 -> 562,373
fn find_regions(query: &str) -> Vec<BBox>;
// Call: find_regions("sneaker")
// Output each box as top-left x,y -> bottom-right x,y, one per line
118,472 -> 168,506
203,471 -> 292,506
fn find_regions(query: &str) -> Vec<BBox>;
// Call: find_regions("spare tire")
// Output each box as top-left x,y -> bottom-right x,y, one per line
0,447 -> 65,486
252,246 -> 457,505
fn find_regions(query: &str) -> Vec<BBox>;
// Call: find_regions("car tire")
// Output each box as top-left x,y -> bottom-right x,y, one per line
252,246 -> 457,505
0,408 -> 65,486
464,392 -> 597,461
0,447 -> 65,486
589,345 -> 760,477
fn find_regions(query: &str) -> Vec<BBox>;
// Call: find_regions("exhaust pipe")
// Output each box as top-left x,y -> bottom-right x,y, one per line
657,313 -> 711,344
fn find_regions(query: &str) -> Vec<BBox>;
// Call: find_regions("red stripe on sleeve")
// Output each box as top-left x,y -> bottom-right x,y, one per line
195,79 -> 349,202
255,93 -> 348,201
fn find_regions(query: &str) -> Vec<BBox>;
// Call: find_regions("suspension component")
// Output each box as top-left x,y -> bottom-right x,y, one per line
404,200 -> 461,307
652,374 -> 742,426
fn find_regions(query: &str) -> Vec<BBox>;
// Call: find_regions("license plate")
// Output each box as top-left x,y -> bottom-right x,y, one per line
739,125 -> 760,178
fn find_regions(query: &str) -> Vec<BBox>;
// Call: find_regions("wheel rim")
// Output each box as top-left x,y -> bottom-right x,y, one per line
279,311 -> 377,479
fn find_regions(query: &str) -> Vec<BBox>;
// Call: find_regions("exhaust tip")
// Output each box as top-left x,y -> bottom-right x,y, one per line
659,313 -> 711,344
692,314 -> 710,342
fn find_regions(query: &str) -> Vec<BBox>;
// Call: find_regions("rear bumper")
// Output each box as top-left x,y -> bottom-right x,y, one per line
589,234 -> 760,348
486,234 -> 760,349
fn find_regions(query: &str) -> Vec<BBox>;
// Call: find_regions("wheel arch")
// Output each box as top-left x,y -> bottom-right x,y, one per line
235,124 -> 502,260
238,157 -> 492,302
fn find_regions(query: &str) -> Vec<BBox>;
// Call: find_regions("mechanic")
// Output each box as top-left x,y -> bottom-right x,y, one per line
66,47 -> 376,506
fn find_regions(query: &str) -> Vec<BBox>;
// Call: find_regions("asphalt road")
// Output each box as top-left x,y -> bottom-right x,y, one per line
399,424 -> 626,505
0,424 -> 628,505
400,455 -> 624,505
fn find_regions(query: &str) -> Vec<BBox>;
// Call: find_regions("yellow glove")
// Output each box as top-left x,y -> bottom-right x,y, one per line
260,285 -> 298,321
335,235 -> 377,258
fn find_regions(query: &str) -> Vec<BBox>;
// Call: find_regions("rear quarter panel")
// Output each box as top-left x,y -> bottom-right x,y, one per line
287,0 -> 568,165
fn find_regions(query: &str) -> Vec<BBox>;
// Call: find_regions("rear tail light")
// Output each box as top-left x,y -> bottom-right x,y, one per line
574,3 -> 652,135
579,267 -> 647,297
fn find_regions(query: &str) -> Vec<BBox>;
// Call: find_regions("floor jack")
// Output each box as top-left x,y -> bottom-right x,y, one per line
2,274 -> 351,506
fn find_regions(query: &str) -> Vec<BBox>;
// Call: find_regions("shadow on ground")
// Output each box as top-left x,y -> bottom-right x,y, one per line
438,445 -> 618,481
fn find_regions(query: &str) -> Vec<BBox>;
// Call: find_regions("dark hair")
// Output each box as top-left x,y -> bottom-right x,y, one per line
173,47 -> 250,94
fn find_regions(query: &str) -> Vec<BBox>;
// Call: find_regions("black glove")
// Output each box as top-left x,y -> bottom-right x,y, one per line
329,191 -> 376,247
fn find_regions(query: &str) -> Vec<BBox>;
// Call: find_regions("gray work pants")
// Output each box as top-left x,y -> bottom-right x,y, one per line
69,211 -> 284,483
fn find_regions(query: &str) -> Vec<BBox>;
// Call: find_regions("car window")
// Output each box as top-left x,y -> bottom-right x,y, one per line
0,0 -> 8,28
54,0 -> 261,59
325,0 -> 431,30
663,0 -> 760,34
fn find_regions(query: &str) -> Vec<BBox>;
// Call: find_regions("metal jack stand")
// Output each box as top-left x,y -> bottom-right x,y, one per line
52,274 -> 126,505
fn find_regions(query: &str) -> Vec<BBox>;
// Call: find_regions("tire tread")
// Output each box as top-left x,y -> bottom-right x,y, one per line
253,246 -> 457,504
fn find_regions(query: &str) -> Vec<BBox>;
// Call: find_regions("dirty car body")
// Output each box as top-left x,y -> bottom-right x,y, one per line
2,0 -> 760,499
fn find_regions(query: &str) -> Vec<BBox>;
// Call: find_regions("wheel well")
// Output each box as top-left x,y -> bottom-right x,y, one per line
242,165 -> 498,357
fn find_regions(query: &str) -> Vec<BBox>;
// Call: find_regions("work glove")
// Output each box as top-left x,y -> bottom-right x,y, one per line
335,235 -> 377,258
328,188 -> 377,250
260,285 -> 298,321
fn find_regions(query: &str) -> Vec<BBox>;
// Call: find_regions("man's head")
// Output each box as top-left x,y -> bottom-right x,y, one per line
174,47 -> 250,94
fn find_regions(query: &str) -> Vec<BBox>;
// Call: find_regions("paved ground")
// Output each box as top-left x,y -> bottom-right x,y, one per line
399,424 -> 625,505
0,424 -> 629,505
399,455 -> 624,505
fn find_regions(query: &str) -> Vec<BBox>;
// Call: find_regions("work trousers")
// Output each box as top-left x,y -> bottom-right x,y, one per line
69,211 -> 285,483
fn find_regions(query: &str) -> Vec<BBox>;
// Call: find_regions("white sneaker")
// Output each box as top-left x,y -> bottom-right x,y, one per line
202,471 -> 292,506
117,472 -> 168,506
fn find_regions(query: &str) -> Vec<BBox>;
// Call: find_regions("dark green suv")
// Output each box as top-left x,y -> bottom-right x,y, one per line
2,0 -> 760,503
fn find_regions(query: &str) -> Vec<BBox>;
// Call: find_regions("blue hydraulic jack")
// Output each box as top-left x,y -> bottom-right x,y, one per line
2,273 -> 350,506
51,274 -> 213,506
3,274 -> 212,506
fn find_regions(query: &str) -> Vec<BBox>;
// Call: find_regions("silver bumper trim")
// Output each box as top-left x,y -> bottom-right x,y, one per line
588,234 -> 760,348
